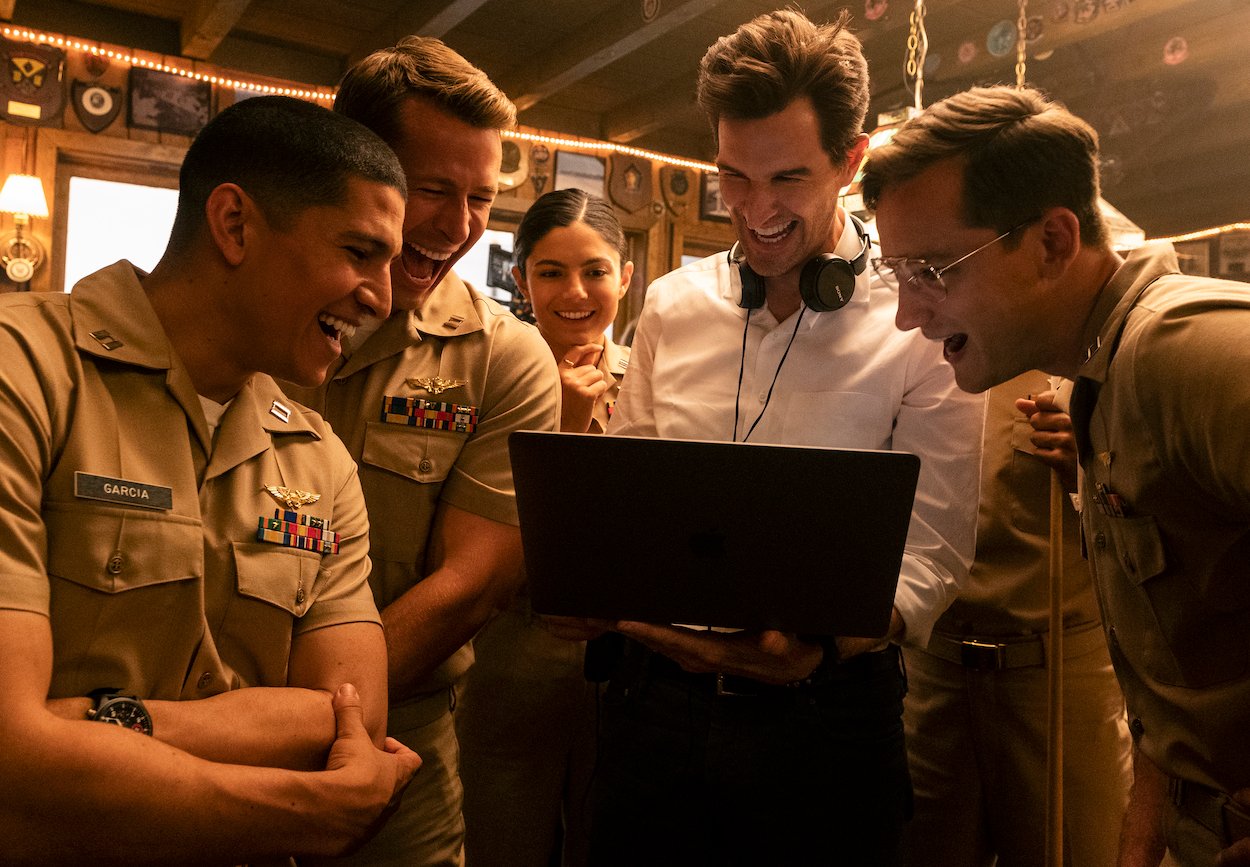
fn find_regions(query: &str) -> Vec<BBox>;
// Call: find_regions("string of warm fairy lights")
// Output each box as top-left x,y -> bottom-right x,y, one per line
1,25 -> 335,102
1150,222 -> 1250,244
503,129 -> 716,172
1,24 -> 716,172
10,24 -> 1250,228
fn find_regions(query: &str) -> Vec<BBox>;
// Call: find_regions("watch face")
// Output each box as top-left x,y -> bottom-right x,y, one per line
96,697 -> 153,736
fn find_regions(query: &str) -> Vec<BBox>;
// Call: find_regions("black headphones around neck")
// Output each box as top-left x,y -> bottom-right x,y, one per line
730,214 -> 871,313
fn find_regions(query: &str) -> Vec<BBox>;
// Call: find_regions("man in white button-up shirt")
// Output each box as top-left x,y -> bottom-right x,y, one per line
577,9 -> 984,866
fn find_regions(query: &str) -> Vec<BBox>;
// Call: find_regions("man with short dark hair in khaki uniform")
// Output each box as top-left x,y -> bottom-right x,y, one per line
0,96 -> 421,863
282,38 -> 560,866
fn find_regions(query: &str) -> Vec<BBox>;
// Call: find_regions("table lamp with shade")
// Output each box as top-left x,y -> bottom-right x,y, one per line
0,173 -> 50,285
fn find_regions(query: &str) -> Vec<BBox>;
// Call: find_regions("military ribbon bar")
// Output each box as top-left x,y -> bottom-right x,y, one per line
380,396 -> 478,433
255,509 -> 340,555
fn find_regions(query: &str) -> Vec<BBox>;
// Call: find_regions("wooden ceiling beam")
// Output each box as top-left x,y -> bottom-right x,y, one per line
507,0 -> 731,113
181,0 -> 253,60
602,0 -> 928,146
348,0 -> 491,64
602,0 -> 910,145
420,0 -> 490,37
603,77 -> 700,142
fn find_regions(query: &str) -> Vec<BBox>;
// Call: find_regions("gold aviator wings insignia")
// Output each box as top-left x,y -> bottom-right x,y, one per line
406,376 -> 466,395
262,485 -> 321,510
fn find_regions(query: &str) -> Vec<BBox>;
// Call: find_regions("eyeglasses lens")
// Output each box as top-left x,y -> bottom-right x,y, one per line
873,259 -> 946,301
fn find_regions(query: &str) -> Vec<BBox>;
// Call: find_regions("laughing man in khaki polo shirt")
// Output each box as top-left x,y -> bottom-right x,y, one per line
282,38 -> 560,867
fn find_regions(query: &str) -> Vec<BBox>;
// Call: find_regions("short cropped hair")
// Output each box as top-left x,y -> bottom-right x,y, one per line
514,189 -> 627,277
861,85 -> 1108,247
334,35 -> 515,145
167,95 -> 406,252
696,8 -> 870,162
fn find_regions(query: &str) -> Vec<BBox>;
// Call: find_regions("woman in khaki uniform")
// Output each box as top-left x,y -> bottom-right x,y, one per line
457,189 -> 633,867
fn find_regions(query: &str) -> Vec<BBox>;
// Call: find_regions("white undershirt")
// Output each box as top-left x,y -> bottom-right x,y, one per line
198,394 -> 230,442
350,315 -> 385,349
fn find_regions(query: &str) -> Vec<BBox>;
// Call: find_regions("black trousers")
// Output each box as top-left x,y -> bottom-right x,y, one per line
588,643 -> 912,866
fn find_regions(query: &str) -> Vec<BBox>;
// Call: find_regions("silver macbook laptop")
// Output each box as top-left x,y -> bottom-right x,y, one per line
509,431 -> 920,637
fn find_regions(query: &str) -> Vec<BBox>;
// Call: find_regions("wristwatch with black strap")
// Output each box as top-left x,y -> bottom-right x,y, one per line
86,687 -> 154,736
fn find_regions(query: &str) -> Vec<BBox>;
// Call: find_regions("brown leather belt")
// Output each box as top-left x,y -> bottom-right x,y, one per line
923,623 -> 1106,671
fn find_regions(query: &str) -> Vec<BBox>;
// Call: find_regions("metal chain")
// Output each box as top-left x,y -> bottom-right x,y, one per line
906,0 -> 928,110
1016,0 -> 1028,88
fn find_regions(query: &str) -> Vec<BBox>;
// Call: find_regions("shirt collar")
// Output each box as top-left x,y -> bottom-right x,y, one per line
67,261 -> 320,462
412,270 -> 486,338
599,338 -> 630,379
249,374 -> 320,437
334,271 -> 486,378
590,339 -> 629,434
723,210 -> 872,318
69,261 -> 175,370
1078,242 -> 1180,385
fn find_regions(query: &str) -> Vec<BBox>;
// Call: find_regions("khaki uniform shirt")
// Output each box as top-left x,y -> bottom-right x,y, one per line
505,338 -> 628,618
1072,243 -> 1250,793
285,273 -> 560,692
932,371 -> 1095,638
0,262 -> 379,701
588,339 -> 630,434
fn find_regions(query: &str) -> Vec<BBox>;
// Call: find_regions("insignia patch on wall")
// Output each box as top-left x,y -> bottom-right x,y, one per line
72,79 -> 122,133
1,39 -> 66,126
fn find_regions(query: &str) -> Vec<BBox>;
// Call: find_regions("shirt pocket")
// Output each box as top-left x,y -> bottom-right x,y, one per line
221,542 -> 324,686
231,542 -> 321,616
361,420 -> 464,484
359,421 -> 466,569
45,505 -> 203,691
1104,514 -> 1248,688
46,505 -> 201,593
781,391 -> 892,449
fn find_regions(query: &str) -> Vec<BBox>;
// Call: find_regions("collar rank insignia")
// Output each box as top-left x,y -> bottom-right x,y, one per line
262,484 -> 321,510
406,376 -> 466,395
89,329 -> 123,351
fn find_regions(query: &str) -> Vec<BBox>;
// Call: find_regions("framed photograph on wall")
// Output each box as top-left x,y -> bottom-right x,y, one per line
1217,230 -> 1250,279
699,171 -> 730,222
1174,239 -> 1210,278
128,67 -> 211,137
554,151 -> 606,198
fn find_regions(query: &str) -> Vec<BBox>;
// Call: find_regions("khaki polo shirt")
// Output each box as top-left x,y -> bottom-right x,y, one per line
285,273 -> 560,692
0,261 -> 379,701
1072,243 -> 1250,793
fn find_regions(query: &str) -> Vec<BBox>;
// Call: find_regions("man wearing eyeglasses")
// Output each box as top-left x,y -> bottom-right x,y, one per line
556,10 -> 984,865
864,84 -> 1250,867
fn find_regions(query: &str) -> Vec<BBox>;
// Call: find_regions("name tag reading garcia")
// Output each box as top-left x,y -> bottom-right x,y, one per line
75,472 -> 173,511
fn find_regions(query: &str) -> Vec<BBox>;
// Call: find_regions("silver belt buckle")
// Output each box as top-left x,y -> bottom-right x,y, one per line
960,639 -> 1008,670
